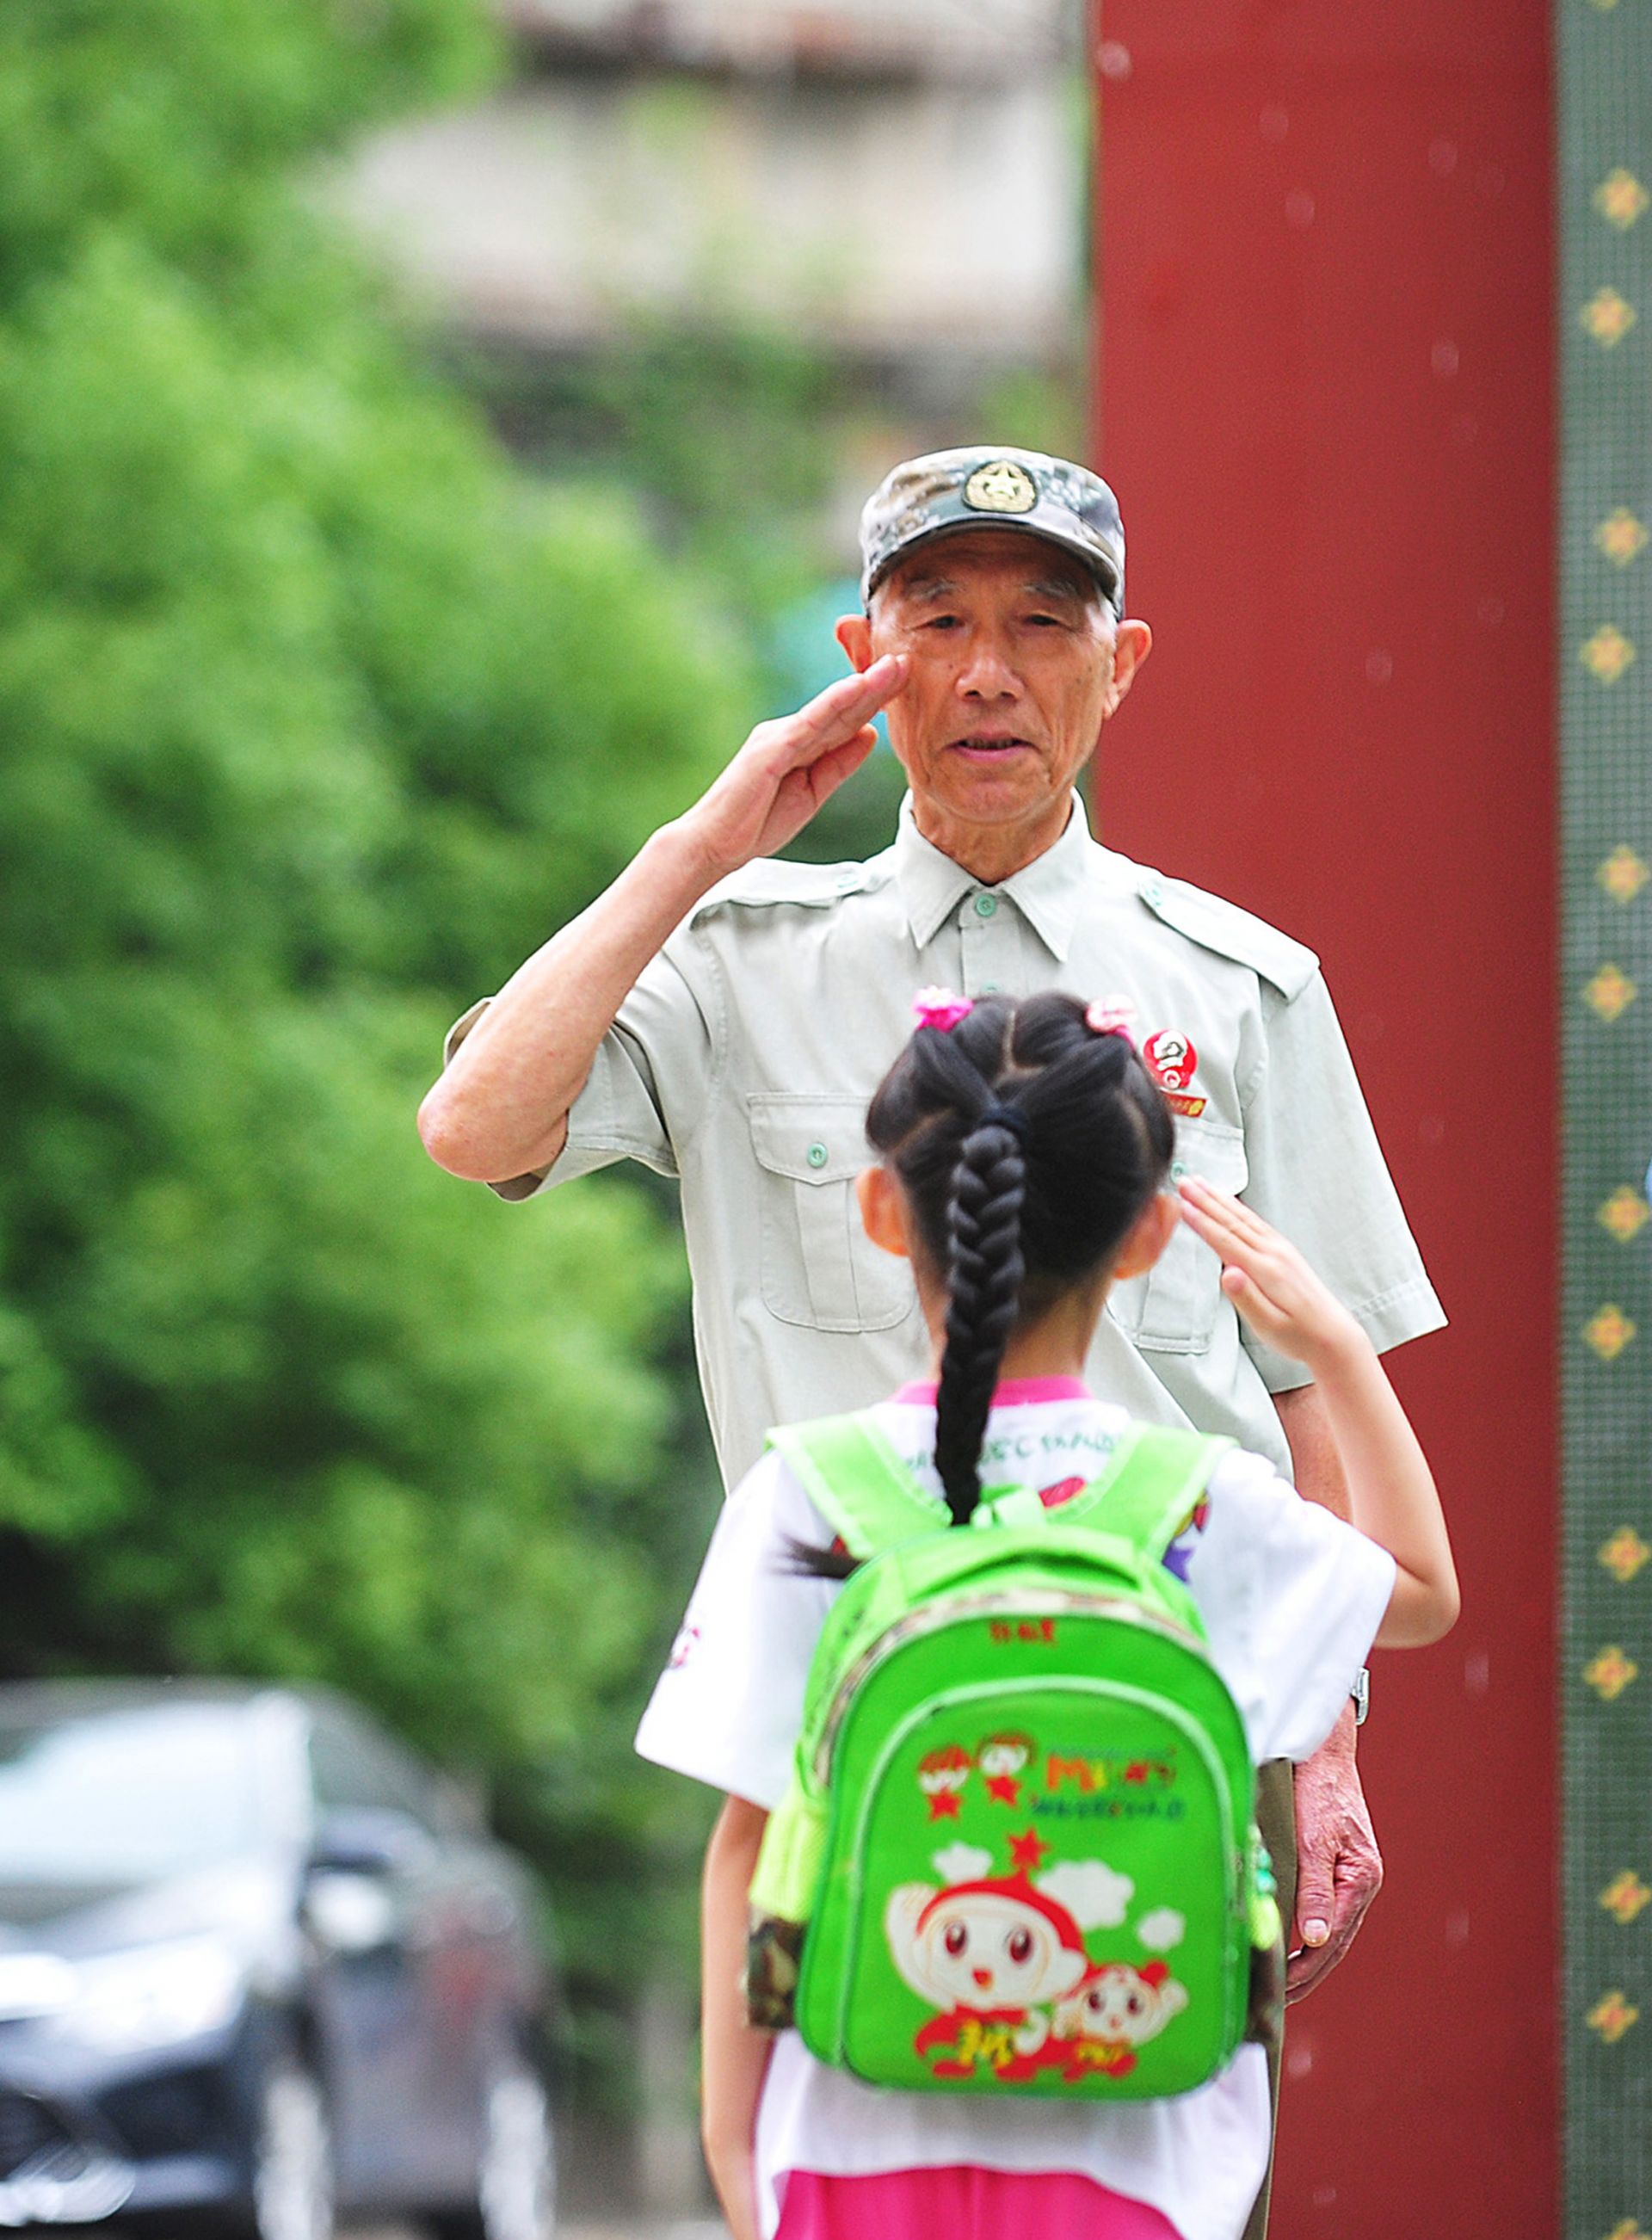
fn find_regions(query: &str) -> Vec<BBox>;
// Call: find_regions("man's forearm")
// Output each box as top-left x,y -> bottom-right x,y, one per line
416,657 -> 903,1188
1272,1381 -> 1350,1521
416,819 -> 719,1185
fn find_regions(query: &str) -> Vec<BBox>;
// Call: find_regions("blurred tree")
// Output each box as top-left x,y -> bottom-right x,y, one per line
0,0 -> 746,2082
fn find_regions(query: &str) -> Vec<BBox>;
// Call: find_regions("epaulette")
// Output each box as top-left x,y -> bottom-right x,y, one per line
1136,871 -> 1318,1001
690,855 -> 884,917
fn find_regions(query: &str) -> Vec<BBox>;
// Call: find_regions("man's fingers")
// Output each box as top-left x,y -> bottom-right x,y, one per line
1285,1868 -> 1372,2001
780,655 -> 905,760
792,728 -> 880,806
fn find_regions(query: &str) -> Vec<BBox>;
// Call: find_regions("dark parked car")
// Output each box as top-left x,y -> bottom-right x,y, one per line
0,1680 -> 557,2240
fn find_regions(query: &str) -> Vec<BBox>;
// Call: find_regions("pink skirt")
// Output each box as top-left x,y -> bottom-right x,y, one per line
775,2165 -> 1185,2240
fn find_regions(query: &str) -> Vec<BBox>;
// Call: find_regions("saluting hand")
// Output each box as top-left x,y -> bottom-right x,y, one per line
1176,1176 -> 1365,1376
679,655 -> 907,880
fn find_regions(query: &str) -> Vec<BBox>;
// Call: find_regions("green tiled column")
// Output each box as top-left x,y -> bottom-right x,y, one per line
1562,1 -> 1652,2231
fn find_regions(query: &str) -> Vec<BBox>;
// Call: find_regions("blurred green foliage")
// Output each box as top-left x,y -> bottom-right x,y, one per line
0,0 -> 746,2083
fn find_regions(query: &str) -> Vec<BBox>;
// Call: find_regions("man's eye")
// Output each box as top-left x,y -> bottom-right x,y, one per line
923,614 -> 961,630
1025,613 -> 1063,628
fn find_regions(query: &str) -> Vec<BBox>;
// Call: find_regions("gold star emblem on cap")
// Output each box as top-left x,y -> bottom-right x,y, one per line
1599,846 -> 1650,902
1599,1186 -> 1651,1242
963,460 -> 1039,515
1585,1304 -> 1637,1359
1600,1526 -> 1651,1583
1606,2223 -> 1651,2240
1584,964 -> 1637,1021
1582,624 -> 1637,682
1587,1989 -> 1640,2042
1601,1872 -> 1652,1925
1585,1646 -> 1639,1702
1595,509 -> 1649,565
1595,169 -> 1650,229
1582,287 -> 1637,346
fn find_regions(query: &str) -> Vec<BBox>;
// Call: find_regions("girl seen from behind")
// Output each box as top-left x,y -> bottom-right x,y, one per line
637,990 -> 1457,2240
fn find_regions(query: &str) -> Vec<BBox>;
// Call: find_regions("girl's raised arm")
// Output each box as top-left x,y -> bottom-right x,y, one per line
1178,1177 -> 1458,1648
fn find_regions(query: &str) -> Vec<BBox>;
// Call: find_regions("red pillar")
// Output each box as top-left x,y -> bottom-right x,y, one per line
1094,6 -> 1557,2233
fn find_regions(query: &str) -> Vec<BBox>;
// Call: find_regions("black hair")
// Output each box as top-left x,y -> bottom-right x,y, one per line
787,992 -> 1174,1577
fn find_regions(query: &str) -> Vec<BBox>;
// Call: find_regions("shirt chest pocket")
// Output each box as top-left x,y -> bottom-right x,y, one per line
748,1095 -> 917,1334
1107,1116 -> 1248,1354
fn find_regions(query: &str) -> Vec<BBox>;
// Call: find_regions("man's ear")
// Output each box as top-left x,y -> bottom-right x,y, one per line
1111,1190 -> 1180,1281
836,613 -> 874,673
1102,619 -> 1152,717
856,1164 -> 909,1259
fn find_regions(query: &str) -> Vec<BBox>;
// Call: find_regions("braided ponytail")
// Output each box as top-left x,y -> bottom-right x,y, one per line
934,1119 -> 1026,1525
859,990 -> 1174,1540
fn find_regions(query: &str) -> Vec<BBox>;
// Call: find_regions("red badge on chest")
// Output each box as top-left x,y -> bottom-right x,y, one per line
1143,1029 -> 1206,1118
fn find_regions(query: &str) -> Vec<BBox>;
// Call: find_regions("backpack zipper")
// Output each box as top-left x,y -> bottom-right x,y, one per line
814,1589 -> 1211,1786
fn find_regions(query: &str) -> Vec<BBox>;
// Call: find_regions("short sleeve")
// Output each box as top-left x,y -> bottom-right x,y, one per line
1186,1450 -> 1396,1764
441,933 -> 715,1202
634,1454 -> 838,1811
1240,972 -> 1446,1391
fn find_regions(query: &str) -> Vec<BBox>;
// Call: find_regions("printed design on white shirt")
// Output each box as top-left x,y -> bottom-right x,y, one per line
885,1836 -> 1190,2088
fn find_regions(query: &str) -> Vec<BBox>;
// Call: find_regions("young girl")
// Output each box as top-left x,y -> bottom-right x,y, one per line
636,990 -> 1457,2240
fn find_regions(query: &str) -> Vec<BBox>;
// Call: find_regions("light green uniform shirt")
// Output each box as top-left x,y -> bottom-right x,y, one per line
447,796 -> 1444,1489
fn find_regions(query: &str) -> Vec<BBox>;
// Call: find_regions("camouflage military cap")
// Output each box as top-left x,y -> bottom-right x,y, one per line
859,446 -> 1125,614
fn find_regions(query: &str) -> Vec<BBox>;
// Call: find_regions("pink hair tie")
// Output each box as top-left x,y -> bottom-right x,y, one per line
912,986 -> 974,1034
1085,996 -> 1137,1049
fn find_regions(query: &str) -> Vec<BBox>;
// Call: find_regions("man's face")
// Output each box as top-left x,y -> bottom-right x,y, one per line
836,530 -> 1150,864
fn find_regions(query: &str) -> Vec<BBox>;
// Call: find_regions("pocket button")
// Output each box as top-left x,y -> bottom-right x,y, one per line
806,1142 -> 829,1169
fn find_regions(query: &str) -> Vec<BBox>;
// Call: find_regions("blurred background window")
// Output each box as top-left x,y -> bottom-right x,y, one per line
0,1706 -> 261,1885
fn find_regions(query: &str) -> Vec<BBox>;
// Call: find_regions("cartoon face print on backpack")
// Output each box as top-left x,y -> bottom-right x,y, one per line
916,1744 -> 973,1819
886,1860 -> 1090,2023
1048,1961 -> 1189,2080
977,1731 -> 1035,1806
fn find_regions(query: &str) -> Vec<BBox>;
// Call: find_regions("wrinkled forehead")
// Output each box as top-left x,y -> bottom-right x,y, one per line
879,530 -> 1106,611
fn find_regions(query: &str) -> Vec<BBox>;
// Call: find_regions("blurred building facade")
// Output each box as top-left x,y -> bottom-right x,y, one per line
340,0 -> 1086,531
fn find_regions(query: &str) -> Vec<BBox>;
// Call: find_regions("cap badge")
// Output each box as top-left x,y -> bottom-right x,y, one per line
964,460 -> 1039,515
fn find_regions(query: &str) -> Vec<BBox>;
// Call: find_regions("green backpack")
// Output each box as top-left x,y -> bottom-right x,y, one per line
746,1410 -> 1284,2101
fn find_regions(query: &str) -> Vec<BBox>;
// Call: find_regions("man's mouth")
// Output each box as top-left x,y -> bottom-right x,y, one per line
950,736 -> 1034,761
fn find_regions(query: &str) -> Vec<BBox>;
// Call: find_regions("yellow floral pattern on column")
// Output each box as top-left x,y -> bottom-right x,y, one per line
1585,1646 -> 1640,1700
1598,847 -> 1649,901
1595,509 -> 1649,565
1582,624 -> 1637,681
1599,1187 -> 1651,1241
1583,287 -> 1638,344
1594,170 -> 1650,228
1599,1526 -> 1651,1581
1600,1873 -> 1652,1924
1587,1990 -> 1640,2043
1585,964 -> 1637,1021
1586,1305 -> 1637,1359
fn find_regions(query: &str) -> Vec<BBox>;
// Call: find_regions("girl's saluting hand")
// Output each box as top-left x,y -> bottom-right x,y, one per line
1177,1175 -> 1363,1376
1178,1173 -> 1458,1648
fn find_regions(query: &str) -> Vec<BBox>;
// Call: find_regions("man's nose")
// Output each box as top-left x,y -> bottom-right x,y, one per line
957,639 -> 1022,699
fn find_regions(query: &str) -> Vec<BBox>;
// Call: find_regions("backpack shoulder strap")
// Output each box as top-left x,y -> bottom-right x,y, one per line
767,1412 -> 946,1559
1061,1422 -> 1235,1564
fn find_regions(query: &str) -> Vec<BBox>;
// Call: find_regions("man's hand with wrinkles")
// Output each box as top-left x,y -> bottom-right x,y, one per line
681,655 -> 907,881
417,655 -> 907,1188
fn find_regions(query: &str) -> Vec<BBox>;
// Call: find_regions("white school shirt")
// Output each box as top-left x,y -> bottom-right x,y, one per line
635,1383 -> 1396,2240
447,792 -> 1445,1492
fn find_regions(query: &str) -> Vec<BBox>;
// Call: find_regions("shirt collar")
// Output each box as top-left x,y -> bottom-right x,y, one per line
891,790 -> 1099,960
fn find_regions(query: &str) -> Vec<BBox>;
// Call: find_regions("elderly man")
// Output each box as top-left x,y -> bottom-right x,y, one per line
419,446 -> 1443,2234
